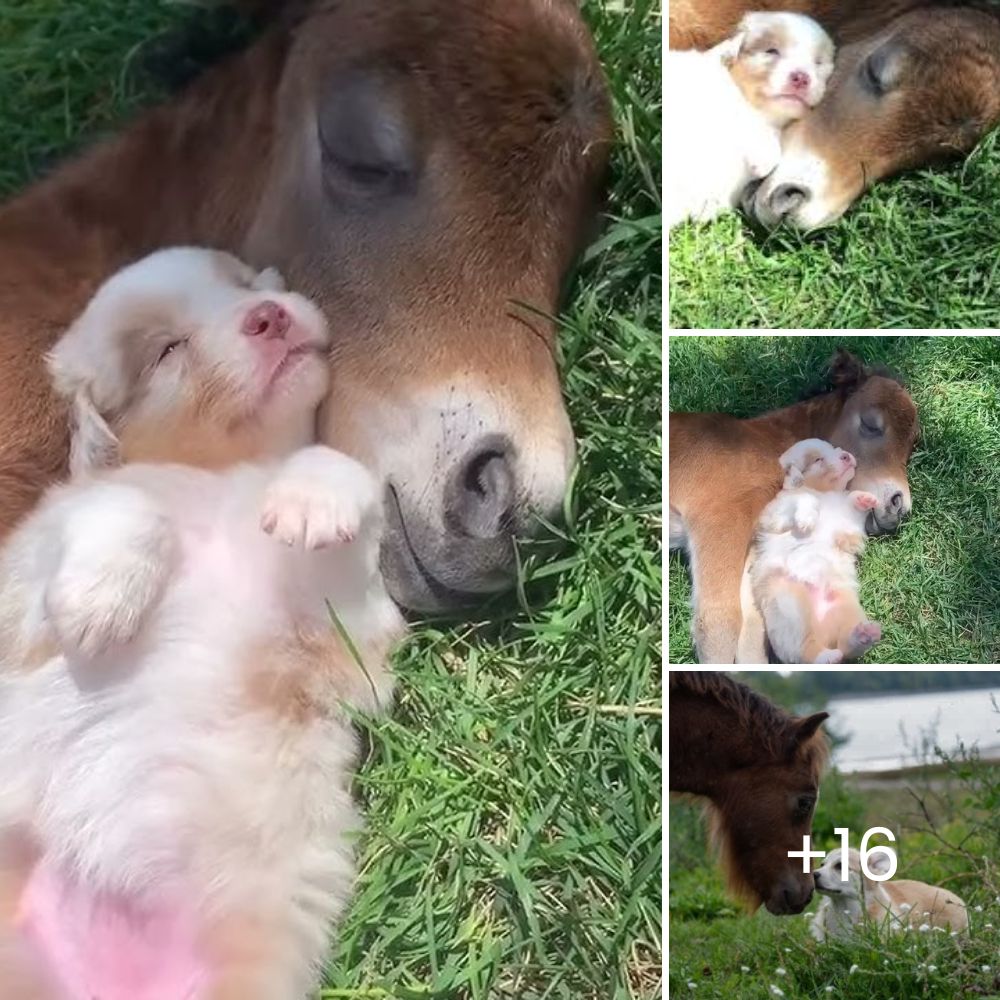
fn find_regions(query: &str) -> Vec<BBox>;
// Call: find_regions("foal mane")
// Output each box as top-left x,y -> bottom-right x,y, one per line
670,671 -> 826,764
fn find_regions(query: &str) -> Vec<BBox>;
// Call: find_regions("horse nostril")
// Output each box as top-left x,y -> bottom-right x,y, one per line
445,437 -> 517,539
769,183 -> 809,218
890,491 -> 904,511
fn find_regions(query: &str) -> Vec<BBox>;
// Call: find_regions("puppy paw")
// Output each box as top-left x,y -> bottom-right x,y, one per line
251,266 -> 286,292
846,621 -> 882,657
850,491 -> 879,511
834,530 -> 865,555
261,446 -> 377,550
814,648 -> 843,664
46,490 -> 174,658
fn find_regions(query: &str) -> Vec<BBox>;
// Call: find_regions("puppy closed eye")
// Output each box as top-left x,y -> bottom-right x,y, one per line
156,339 -> 187,366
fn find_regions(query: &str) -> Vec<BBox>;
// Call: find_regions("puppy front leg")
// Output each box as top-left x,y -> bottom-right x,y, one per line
260,445 -> 379,550
41,482 -> 176,659
792,494 -> 820,534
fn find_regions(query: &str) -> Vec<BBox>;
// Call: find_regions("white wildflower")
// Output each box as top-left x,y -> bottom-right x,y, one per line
849,964 -> 860,975
982,965 -> 992,973
776,968 -> 787,977
769,987 -> 785,998
825,988 -> 834,994
918,923 -> 931,932
928,965 -> 937,973
687,982 -> 696,991
740,966 -> 750,973
976,905 -> 984,913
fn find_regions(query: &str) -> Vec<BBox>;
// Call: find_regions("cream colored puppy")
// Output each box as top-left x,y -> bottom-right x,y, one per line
812,848 -> 969,942
751,438 -> 881,664
666,11 -> 835,227
0,247 -> 404,1000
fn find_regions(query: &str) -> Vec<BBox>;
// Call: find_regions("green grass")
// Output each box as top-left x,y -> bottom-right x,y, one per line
0,1 -> 662,997
668,335 -> 1000,664
670,699 -> 1000,1000
669,130 -> 1000,328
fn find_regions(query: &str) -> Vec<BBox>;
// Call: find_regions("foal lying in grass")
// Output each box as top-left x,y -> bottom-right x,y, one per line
0,247 -> 404,999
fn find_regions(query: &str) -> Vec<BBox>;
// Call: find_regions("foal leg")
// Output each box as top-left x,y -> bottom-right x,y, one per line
684,514 -> 752,664
736,556 -> 767,663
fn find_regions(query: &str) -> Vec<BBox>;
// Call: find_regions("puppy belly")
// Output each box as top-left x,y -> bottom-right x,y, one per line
805,581 -> 842,622
18,859 -> 208,1000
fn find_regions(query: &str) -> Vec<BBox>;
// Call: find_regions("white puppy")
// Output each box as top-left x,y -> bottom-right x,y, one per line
812,848 -> 969,942
666,11 -> 835,227
0,247 -> 405,999
750,438 -> 881,664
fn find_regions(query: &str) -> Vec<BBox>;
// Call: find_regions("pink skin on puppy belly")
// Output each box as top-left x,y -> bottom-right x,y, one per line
805,581 -> 841,621
18,860 -> 209,1000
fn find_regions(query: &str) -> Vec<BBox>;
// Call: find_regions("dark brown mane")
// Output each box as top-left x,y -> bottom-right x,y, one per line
670,671 -> 824,762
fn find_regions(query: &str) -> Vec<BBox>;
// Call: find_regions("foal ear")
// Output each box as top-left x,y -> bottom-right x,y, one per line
828,350 -> 866,393
791,711 -> 829,747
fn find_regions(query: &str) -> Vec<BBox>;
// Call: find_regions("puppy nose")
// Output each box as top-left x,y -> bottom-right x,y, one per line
767,183 -> 809,219
242,300 -> 290,340
788,69 -> 810,91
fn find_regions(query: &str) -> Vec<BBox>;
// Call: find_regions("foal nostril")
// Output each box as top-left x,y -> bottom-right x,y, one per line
242,300 -> 290,340
889,491 -> 904,511
444,437 -> 517,539
769,183 -> 809,218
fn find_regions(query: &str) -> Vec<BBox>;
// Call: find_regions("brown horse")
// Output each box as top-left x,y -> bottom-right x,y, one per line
670,0 -> 1000,229
669,671 -> 829,915
669,350 -> 919,664
0,0 -> 613,611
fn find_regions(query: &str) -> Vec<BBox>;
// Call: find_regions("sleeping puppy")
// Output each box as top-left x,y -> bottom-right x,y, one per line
811,848 -> 969,942
750,438 -> 882,664
666,11 -> 835,227
0,247 -> 405,1000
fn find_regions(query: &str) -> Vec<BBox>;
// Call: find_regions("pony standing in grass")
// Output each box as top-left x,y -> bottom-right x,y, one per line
669,671 -> 828,914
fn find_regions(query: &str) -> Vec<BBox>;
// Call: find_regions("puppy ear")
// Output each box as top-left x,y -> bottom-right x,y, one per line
68,391 -> 120,476
779,442 -> 806,473
712,30 -> 746,66
866,849 -> 893,877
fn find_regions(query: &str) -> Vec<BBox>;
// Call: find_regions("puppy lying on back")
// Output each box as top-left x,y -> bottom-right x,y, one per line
750,438 -> 882,664
812,848 -> 969,942
666,11 -> 834,227
0,247 -> 404,1000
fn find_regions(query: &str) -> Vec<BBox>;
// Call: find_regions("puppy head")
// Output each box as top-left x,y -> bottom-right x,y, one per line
779,438 -> 856,492
814,846 -> 892,899
727,12 -> 835,127
48,248 -> 330,473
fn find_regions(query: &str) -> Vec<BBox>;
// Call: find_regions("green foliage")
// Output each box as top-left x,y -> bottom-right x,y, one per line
669,128 -> 1000,328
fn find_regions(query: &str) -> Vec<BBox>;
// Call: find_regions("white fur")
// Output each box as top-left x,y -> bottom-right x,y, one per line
750,438 -> 876,663
0,248 -> 404,998
812,848 -> 969,942
666,12 -> 834,227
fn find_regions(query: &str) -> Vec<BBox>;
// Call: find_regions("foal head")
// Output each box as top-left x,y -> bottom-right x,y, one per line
671,673 -> 829,915
820,350 -> 918,534
238,0 -> 613,609
746,6 -> 1000,228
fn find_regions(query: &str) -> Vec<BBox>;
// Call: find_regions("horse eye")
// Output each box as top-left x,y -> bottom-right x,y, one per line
859,415 -> 884,438
861,44 -> 902,97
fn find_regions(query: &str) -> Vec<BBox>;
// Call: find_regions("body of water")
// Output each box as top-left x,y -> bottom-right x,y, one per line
829,687 -> 1000,772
